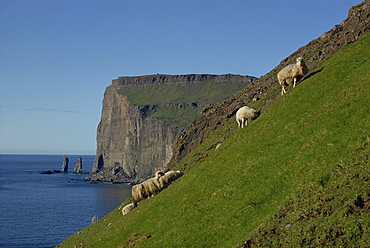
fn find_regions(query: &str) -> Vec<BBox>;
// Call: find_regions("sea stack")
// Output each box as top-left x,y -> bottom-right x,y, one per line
74,157 -> 83,173
61,155 -> 69,172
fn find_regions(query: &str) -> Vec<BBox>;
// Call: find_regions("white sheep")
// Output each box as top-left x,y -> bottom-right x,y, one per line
131,171 -> 164,206
143,177 -> 162,196
122,203 -> 135,215
131,170 -> 183,206
164,170 -> 183,182
159,170 -> 183,189
158,173 -> 170,189
132,183 -> 146,207
277,57 -> 308,95
235,106 -> 259,128
143,171 -> 165,196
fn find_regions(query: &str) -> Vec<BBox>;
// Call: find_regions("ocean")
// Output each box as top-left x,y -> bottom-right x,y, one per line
0,154 -> 132,248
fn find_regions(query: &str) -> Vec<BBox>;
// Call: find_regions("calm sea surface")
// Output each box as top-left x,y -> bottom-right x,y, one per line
0,154 -> 132,248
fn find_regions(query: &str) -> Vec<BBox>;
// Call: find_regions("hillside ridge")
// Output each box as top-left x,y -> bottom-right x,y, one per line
165,0 -> 370,170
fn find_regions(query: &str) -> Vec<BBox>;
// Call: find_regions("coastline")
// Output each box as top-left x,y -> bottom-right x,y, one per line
0,154 -> 132,248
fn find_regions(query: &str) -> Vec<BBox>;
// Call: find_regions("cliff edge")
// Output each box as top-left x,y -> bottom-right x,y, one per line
86,74 -> 257,183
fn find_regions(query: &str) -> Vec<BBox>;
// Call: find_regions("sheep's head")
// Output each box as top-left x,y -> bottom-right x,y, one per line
251,109 -> 260,120
296,57 -> 308,75
296,57 -> 306,66
155,171 -> 165,179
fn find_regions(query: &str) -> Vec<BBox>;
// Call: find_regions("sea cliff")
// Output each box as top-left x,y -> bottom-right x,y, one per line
86,74 -> 257,183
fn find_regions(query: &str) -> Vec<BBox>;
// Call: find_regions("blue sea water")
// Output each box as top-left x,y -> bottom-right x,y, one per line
0,154 -> 132,248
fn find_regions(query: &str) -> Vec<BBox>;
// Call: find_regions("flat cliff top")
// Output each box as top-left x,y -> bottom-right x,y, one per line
113,74 -> 258,106
113,74 -> 256,87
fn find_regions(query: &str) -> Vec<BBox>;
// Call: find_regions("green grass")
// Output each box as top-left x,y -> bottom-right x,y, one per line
152,106 -> 203,127
247,146 -> 370,247
58,32 -> 370,247
118,79 -> 249,106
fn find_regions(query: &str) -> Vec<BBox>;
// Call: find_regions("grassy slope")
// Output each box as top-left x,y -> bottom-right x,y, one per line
151,106 -> 204,128
58,33 -> 370,248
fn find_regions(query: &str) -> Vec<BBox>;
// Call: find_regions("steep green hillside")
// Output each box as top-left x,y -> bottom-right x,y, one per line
58,32 -> 370,248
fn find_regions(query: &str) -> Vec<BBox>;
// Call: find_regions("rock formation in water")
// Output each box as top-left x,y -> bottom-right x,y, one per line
61,155 -> 69,172
74,157 -> 83,173
39,170 -> 61,174
87,74 -> 257,183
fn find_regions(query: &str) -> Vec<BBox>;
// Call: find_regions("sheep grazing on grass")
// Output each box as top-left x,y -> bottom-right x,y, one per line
277,57 -> 308,95
165,170 -> 183,182
143,177 -> 162,196
236,106 -> 259,128
131,170 -> 183,207
122,203 -> 135,215
132,178 -> 161,207
158,173 -> 170,189
131,171 -> 165,207
132,183 -> 147,207
159,170 -> 183,189
143,171 -> 165,196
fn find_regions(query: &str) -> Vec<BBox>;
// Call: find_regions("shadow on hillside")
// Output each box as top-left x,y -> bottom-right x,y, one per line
302,68 -> 324,81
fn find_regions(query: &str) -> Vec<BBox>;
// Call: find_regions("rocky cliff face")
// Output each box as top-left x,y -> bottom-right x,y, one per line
87,74 -> 257,183
166,1 -> 370,170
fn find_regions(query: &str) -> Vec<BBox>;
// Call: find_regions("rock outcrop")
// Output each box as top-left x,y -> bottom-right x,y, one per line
61,155 -> 69,172
39,170 -> 61,174
74,157 -> 83,173
87,74 -> 257,183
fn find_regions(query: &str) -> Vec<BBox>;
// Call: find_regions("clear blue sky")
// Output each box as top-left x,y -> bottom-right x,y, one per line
0,0 -> 362,155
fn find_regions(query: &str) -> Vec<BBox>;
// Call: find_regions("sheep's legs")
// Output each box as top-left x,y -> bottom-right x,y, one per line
293,78 -> 297,88
281,86 -> 286,96
241,118 -> 246,128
